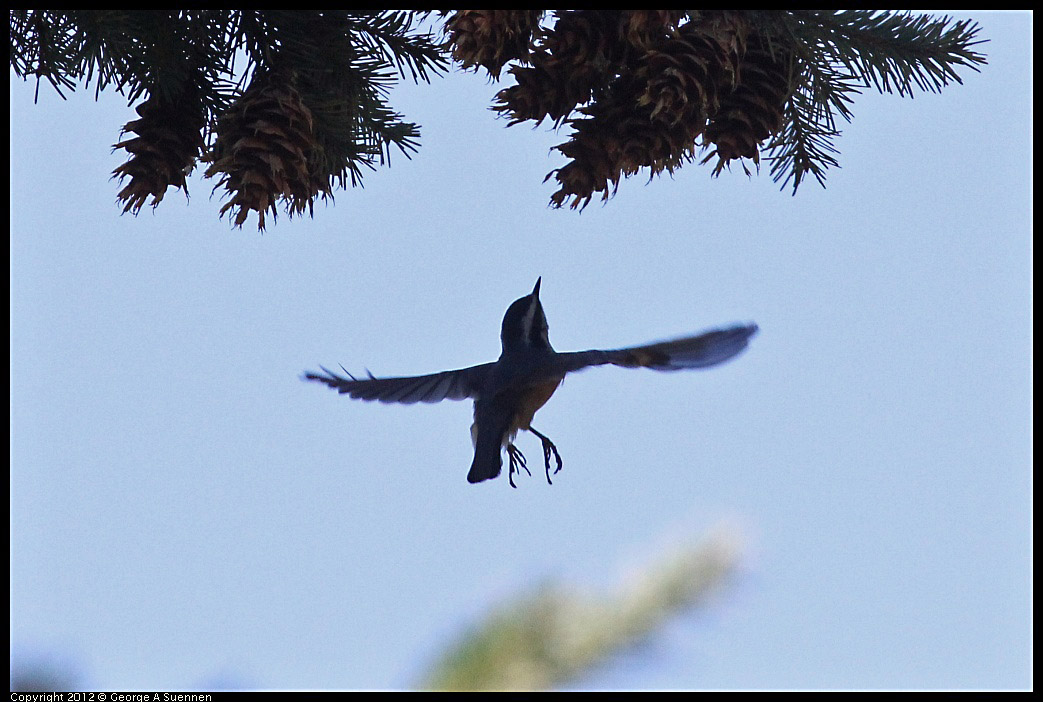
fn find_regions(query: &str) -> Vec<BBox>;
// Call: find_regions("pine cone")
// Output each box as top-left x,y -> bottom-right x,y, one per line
702,35 -> 795,174
112,81 -> 205,214
619,10 -> 687,50
547,18 -> 744,208
549,96 -> 704,209
204,72 -> 322,230
547,99 -> 630,209
636,27 -> 733,127
494,10 -> 626,125
445,10 -> 543,79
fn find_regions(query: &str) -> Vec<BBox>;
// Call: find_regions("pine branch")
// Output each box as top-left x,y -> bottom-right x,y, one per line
343,10 -> 448,83
766,83 -> 842,192
417,527 -> 742,692
443,10 -> 988,207
9,10 -> 80,100
786,10 -> 987,97
10,10 -> 449,229
11,10 -> 991,225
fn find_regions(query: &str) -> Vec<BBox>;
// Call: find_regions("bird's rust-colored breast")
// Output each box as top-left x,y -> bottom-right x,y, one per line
513,375 -> 565,431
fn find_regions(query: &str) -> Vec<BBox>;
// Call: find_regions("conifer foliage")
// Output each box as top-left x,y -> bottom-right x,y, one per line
11,10 -> 986,226
10,10 -> 445,230
462,10 -> 986,208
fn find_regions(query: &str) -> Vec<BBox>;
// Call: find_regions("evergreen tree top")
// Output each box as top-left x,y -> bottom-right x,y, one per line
10,10 -> 987,229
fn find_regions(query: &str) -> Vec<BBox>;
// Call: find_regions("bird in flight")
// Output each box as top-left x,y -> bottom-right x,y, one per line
304,279 -> 757,487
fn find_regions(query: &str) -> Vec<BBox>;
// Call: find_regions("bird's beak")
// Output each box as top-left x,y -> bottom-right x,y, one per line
532,277 -> 541,300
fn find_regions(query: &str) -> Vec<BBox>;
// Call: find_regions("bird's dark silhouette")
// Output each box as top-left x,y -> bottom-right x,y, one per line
304,279 -> 757,486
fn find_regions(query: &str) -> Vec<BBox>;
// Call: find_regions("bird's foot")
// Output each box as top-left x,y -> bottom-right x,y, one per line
529,427 -> 563,485
506,444 -> 530,489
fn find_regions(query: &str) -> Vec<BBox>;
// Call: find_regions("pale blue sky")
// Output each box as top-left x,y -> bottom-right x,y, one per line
10,11 -> 1031,691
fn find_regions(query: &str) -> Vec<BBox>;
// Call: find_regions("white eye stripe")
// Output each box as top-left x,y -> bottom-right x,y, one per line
534,312 -> 549,345
520,296 -> 539,341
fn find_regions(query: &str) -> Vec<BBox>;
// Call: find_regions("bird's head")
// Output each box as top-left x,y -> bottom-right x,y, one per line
501,277 -> 551,353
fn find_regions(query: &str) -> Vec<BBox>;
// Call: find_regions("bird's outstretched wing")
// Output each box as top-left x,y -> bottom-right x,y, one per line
553,323 -> 759,375
302,363 -> 493,404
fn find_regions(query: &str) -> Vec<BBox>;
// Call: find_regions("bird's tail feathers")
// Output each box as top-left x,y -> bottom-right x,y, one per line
467,412 -> 511,484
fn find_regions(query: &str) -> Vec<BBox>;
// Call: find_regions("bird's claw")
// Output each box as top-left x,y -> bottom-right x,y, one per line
506,444 -> 530,489
541,438 -> 563,484
506,432 -> 562,487
528,427 -> 563,485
